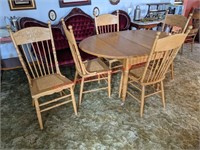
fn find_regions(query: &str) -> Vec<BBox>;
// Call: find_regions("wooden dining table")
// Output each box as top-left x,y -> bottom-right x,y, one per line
79,30 -> 167,102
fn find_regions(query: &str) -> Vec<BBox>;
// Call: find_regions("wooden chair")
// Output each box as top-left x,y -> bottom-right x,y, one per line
184,29 -> 199,51
8,22 -> 77,130
161,13 -> 193,79
61,19 -> 111,105
183,8 -> 200,52
162,13 -> 192,34
94,11 -> 122,72
123,28 -> 191,117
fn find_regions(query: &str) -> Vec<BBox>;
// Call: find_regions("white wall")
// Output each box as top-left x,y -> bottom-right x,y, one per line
0,0 -> 171,27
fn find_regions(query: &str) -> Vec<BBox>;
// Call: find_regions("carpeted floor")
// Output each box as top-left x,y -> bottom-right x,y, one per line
1,43 -> 200,149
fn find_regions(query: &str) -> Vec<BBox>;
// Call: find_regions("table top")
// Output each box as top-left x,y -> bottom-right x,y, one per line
79,30 -> 167,59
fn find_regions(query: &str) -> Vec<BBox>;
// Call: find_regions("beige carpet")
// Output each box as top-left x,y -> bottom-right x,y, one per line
1,43 -> 200,149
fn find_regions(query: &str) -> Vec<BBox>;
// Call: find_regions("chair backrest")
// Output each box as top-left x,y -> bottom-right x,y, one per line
8,22 -> 60,85
192,8 -> 200,29
141,27 -> 191,83
162,13 -> 192,34
61,19 -> 86,76
95,11 -> 119,34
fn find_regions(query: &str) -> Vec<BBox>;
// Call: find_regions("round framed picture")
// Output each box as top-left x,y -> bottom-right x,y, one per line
48,10 -> 57,21
93,7 -> 100,17
109,0 -> 120,5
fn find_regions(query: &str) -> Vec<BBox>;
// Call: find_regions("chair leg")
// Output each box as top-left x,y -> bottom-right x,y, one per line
98,74 -> 100,84
160,81 -> 165,109
108,72 -> 111,98
74,71 -> 78,86
140,85 -> 145,117
34,98 -> 43,130
59,92 -> 63,96
32,99 -> 35,106
70,87 -> 77,115
109,61 -> 112,69
191,42 -> 193,52
118,71 -> 123,98
170,62 -> 174,80
73,71 -> 79,90
79,77 -> 85,105
156,83 -> 160,91
180,44 -> 183,54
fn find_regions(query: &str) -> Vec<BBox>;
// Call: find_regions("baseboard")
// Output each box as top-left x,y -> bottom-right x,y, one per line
1,57 -> 22,70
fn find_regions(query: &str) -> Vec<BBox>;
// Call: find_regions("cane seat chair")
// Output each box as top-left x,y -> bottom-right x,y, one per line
62,20 -> 111,105
8,22 -> 77,130
94,11 -> 122,72
122,28 -> 191,117
184,8 -> 200,52
162,13 -> 192,34
161,13 -> 193,79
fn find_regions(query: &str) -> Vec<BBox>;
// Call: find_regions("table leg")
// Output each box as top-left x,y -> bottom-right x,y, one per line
121,58 -> 130,102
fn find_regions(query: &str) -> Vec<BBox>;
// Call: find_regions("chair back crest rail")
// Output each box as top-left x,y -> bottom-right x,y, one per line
8,22 -> 60,85
141,28 -> 191,84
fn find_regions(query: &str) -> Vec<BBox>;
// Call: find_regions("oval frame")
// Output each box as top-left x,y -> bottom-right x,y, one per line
48,9 -> 57,21
109,0 -> 120,5
93,7 -> 100,17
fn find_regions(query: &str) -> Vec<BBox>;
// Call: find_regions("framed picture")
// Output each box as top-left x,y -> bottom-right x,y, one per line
93,7 -> 100,17
8,0 -> 36,11
59,0 -> 91,7
48,10 -> 57,21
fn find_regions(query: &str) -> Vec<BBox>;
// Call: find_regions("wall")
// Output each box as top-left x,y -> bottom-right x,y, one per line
183,0 -> 200,17
0,0 -> 171,59
0,0 -> 171,27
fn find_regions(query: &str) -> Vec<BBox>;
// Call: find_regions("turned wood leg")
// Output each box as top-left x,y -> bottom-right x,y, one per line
108,72 -> 111,98
140,86 -> 145,117
34,98 -> 43,130
121,59 -> 130,102
73,71 -> 78,89
70,87 -> 77,115
160,81 -> 165,109
191,42 -> 193,52
118,71 -> 123,98
79,77 -> 84,105
170,62 -> 174,80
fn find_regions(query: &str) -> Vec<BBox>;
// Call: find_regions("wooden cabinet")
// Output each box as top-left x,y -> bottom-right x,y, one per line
145,3 -> 170,19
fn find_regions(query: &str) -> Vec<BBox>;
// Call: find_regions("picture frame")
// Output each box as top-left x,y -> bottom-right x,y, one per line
109,0 -> 120,5
93,7 -> 100,17
48,10 -> 57,21
8,0 -> 36,11
59,0 -> 91,7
